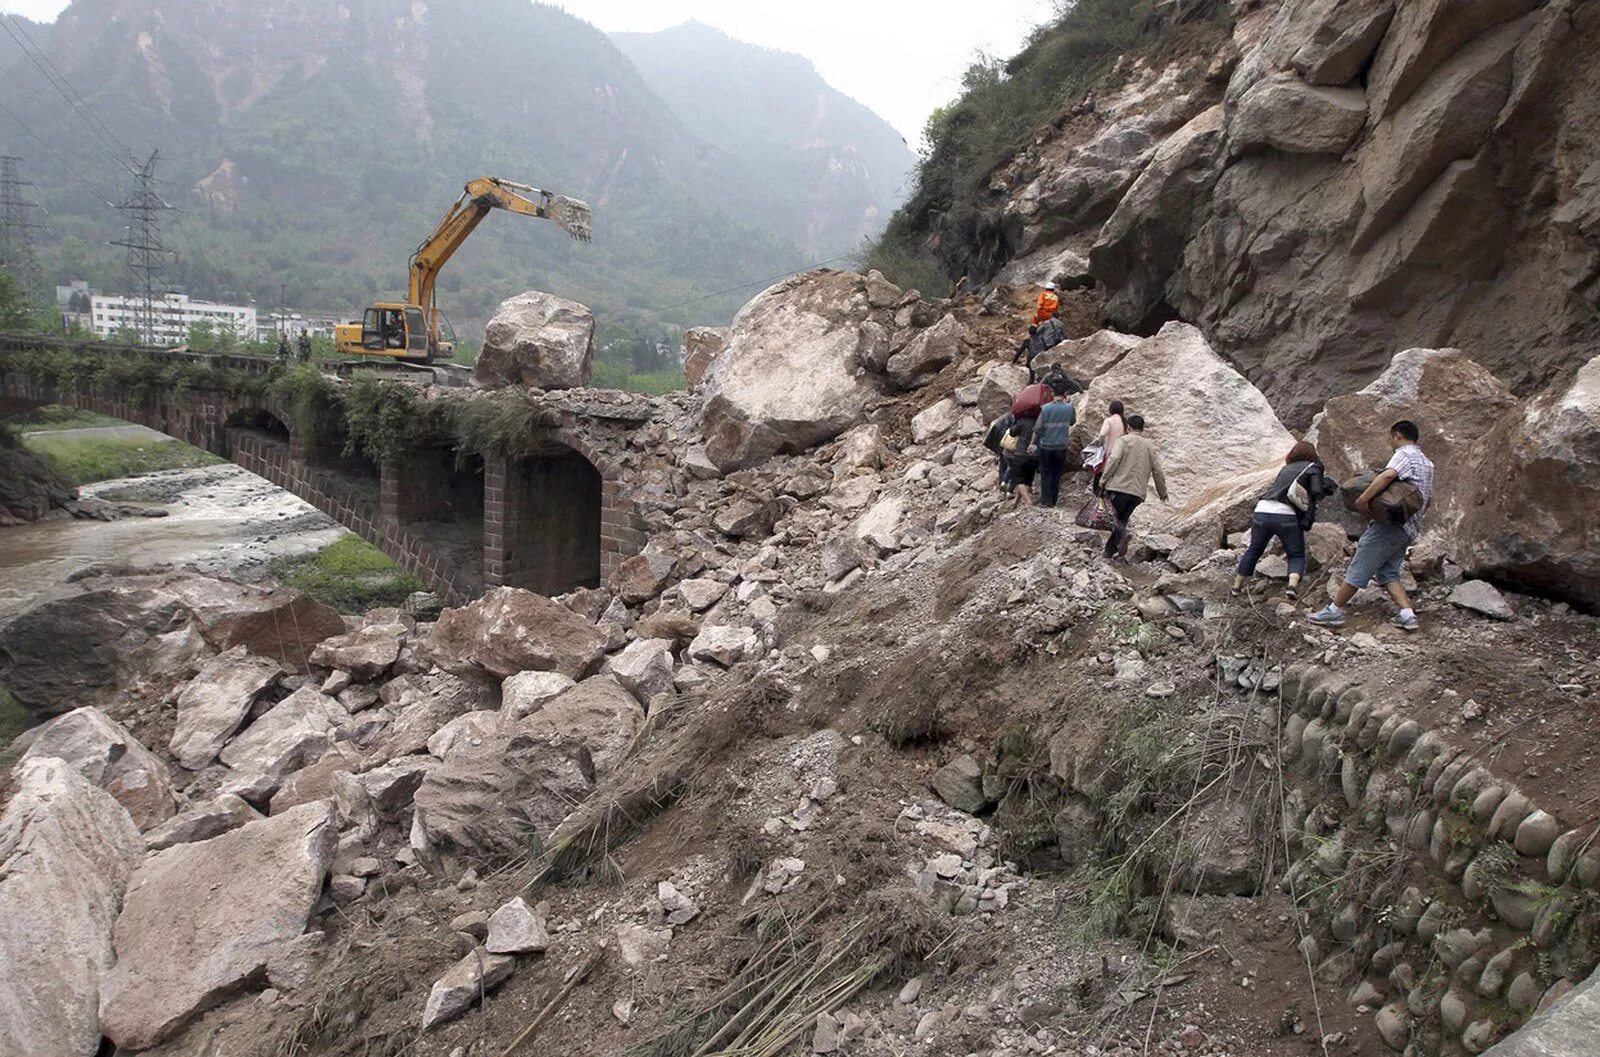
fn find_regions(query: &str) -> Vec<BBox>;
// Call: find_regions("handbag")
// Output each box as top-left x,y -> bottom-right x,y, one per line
1000,430 -> 1021,453
1075,492 -> 1118,532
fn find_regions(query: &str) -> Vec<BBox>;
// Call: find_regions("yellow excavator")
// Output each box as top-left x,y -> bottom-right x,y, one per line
333,176 -> 592,364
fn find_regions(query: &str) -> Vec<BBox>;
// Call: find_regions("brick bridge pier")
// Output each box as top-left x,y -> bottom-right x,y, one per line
0,340 -> 656,603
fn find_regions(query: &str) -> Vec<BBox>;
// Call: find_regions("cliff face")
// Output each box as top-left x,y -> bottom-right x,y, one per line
939,0 -> 1600,425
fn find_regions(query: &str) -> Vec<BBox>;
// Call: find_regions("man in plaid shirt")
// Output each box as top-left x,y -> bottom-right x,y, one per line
1309,420 -> 1435,632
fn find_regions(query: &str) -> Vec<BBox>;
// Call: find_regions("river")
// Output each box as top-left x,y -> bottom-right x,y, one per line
0,462 -> 345,619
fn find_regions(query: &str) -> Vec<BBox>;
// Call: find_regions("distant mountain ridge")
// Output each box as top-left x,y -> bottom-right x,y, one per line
0,0 -> 909,355
612,20 -> 915,259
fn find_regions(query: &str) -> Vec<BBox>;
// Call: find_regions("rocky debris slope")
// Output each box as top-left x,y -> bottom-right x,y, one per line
965,0 -> 1600,424
3,269 -> 1600,1057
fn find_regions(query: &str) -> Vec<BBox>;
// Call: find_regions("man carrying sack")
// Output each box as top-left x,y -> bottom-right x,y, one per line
1308,420 -> 1435,632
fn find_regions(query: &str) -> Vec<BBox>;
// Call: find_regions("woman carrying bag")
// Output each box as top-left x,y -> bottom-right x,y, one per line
1231,441 -> 1338,600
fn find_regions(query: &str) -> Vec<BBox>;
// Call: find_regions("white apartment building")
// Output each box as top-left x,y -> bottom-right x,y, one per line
89,292 -> 257,345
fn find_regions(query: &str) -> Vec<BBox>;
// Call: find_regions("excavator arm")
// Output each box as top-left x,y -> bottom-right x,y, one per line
407,177 -> 592,349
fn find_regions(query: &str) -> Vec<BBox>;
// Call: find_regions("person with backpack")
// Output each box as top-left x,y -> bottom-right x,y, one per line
1231,441 -> 1338,600
1084,400 -> 1127,495
984,410 -> 1017,492
1030,382 -> 1077,508
1099,414 -> 1167,560
1038,361 -> 1081,395
1012,316 -> 1066,382
1308,420 -> 1435,631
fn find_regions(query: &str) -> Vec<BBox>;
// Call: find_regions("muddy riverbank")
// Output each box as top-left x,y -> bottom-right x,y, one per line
0,463 -> 343,619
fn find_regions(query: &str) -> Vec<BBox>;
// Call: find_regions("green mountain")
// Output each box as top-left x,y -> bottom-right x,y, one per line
612,21 -> 914,261
0,0 -> 904,359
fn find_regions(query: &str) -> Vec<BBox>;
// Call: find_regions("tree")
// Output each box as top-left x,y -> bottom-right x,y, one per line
0,266 -> 43,332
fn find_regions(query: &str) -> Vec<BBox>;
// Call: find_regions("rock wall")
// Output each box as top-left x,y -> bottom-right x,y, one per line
975,0 -> 1600,425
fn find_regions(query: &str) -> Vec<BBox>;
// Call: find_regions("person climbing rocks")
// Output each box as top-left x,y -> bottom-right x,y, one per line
1000,414 -> 1039,506
1031,382 -> 1077,508
1038,361 -> 1080,396
1012,315 -> 1066,382
1232,440 -> 1338,601
1032,282 -> 1060,326
1085,400 -> 1127,495
1309,420 -> 1434,632
984,409 -> 1017,492
1099,414 -> 1167,561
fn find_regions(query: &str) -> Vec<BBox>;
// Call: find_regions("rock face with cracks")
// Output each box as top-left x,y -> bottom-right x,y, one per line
474,290 -> 595,390
98,800 -> 337,1050
0,758 -> 143,1057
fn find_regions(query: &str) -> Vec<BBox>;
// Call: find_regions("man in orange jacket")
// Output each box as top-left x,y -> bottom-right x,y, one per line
1033,282 -> 1060,325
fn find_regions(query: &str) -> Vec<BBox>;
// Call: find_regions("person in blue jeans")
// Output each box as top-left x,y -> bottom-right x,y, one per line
1232,441 -> 1337,600
1030,383 -> 1076,507
1309,420 -> 1435,632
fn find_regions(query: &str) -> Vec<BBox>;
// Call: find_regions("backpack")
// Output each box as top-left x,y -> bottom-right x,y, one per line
983,414 -> 1014,454
1371,478 -> 1424,526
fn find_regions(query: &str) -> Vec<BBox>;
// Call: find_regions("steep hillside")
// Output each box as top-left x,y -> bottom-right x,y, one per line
612,21 -> 915,259
881,0 -> 1600,425
0,0 -> 889,346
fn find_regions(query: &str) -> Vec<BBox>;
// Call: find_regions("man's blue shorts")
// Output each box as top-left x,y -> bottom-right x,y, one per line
1345,521 -> 1412,588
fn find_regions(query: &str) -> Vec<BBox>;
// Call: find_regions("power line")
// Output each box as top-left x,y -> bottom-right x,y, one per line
0,96 -> 120,207
0,12 -> 133,172
111,151 -> 176,344
0,154 -> 44,302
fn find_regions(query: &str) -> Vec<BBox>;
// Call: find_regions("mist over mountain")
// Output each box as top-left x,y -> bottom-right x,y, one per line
0,0 -> 910,355
612,20 -> 915,261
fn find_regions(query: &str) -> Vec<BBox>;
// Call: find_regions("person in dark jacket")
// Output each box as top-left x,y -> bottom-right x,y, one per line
1001,415 -> 1039,506
984,411 -> 1017,491
1231,441 -> 1338,600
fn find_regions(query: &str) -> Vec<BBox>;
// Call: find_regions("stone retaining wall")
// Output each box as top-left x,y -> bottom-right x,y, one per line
1273,664 -> 1600,1056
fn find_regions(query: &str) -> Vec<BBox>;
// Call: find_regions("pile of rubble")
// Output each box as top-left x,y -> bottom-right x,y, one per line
2,263 -> 1598,1057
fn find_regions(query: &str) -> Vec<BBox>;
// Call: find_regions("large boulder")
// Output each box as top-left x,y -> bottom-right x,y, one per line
409,677 -> 644,865
98,800 -> 337,1050
1459,356 -> 1600,609
1051,330 -> 1140,385
0,758 -> 143,1057
698,270 -> 883,471
0,436 -> 76,524
1072,323 -> 1294,532
886,314 -> 964,390
474,290 -> 595,390
21,707 -> 175,829
424,586 -> 608,681
218,686 -> 353,778
308,621 -> 406,680
158,574 -> 345,669
682,326 -> 729,392
1308,347 -> 1518,544
169,645 -> 284,770
1259,0 -> 1395,86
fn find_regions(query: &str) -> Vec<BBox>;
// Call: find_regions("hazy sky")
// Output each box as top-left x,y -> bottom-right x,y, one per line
0,0 -> 1055,144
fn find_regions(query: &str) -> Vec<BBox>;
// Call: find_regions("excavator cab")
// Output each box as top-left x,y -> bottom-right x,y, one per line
358,304 -> 428,360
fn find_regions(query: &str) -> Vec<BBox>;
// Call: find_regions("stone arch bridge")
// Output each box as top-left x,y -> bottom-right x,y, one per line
0,336 -> 671,603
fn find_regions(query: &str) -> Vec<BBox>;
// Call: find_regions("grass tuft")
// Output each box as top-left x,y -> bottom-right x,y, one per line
22,432 -> 223,486
270,533 -> 426,614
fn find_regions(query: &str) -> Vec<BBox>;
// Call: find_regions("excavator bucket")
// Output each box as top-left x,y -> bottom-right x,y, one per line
547,195 -> 593,242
